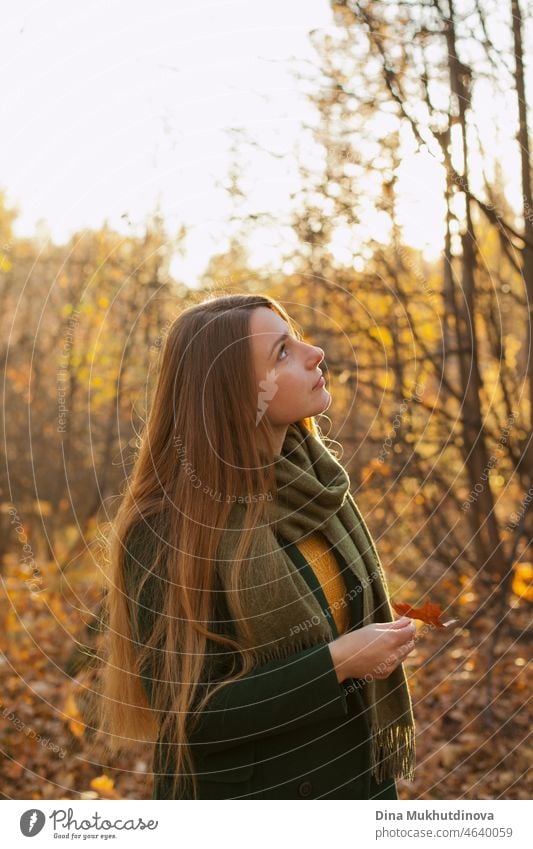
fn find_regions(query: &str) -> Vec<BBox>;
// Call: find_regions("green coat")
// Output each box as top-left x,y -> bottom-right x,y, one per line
124,520 -> 398,800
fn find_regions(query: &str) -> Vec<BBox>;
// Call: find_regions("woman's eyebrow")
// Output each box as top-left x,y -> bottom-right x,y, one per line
268,332 -> 290,359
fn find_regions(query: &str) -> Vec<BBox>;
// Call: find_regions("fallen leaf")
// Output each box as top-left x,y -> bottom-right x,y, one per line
438,742 -> 463,768
512,562 -> 533,602
64,691 -> 85,739
90,774 -> 120,799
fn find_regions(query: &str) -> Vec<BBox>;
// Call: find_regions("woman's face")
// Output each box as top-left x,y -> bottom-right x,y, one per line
249,306 -> 331,429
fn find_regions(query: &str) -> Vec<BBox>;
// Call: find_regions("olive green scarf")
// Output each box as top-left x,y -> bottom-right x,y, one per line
216,421 -> 415,783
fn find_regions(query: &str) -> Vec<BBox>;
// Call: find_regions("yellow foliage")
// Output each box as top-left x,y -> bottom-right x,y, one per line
504,335 -> 521,369
368,325 -> 393,347
90,774 -> 119,799
417,320 -> 441,343
33,500 -> 52,516
6,607 -> 22,633
376,370 -> 395,391
361,458 -> 393,483
459,592 -> 476,604
64,691 -> 85,739
512,562 -> 533,602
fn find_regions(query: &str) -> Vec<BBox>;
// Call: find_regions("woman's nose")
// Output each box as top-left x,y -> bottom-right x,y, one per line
312,346 -> 325,365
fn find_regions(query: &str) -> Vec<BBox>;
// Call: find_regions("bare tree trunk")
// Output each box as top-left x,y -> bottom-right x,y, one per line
511,0 -> 533,482
445,0 -> 503,588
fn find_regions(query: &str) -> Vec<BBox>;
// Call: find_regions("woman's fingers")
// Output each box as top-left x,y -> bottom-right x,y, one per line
387,620 -> 416,647
389,616 -> 414,628
383,637 -> 416,675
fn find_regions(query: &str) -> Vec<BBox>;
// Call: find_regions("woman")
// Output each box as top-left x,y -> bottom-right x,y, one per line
98,293 -> 416,800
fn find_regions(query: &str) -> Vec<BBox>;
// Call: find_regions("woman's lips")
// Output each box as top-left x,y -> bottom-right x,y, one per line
313,375 -> 325,389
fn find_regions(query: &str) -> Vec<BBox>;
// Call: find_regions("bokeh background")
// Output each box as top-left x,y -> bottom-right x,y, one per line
1,0 -> 531,800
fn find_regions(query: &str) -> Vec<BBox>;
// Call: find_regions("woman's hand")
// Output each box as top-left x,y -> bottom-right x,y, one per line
328,616 -> 416,683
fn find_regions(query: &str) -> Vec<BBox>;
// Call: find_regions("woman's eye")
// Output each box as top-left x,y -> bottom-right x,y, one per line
277,343 -> 288,360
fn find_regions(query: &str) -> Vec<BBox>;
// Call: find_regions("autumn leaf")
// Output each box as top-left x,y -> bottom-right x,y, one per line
361,457 -> 393,484
90,774 -> 120,800
392,599 -> 450,629
64,691 -> 85,739
512,562 -> 533,602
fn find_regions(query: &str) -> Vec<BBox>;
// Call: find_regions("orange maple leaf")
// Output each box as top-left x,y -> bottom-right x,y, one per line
392,600 -> 448,629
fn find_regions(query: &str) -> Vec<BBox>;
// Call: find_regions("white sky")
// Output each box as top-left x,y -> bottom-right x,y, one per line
2,0 -> 528,287
2,0 -> 338,286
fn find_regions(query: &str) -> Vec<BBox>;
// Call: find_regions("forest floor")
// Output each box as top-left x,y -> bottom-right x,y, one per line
1,552 -> 531,800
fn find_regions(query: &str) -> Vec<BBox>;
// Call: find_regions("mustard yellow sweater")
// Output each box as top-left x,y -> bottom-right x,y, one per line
294,531 -> 350,635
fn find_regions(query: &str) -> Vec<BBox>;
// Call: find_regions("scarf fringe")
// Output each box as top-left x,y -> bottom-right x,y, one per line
370,721 -> 416,784
253,635 -> 331,665
257,643 -> 417,786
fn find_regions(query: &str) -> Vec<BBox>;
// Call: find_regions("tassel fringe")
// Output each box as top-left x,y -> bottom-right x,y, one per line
253,634 -> 331,665
370,722 -> 416,784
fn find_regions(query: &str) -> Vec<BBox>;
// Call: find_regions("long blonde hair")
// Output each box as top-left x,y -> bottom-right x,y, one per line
97,293 -> 321,799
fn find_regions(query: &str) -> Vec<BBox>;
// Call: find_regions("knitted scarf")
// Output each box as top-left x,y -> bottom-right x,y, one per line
216,420 -> 415,784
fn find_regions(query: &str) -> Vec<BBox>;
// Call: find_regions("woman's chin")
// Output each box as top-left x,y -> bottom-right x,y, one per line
308,388 -> 331,414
